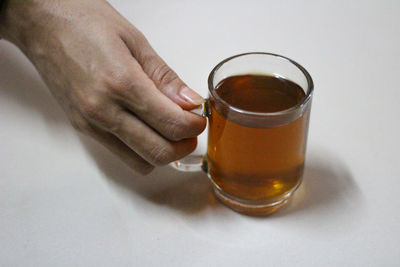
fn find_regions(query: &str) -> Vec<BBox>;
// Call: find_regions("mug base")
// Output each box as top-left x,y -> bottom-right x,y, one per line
212,185 -> 297,216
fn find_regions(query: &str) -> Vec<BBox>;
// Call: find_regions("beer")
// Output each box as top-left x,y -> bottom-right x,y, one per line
207,74 -> 309,201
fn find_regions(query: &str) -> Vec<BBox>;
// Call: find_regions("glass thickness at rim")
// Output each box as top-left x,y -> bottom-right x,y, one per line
207,52 -> 314,117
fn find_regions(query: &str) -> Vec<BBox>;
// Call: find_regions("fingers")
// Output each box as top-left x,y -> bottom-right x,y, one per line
120,30 -> 205,110
90,130 -> 155,175
112,110 -> 198,166
71,113 -> 154,175
74,101 -> 198,166
105,56 -> 206,142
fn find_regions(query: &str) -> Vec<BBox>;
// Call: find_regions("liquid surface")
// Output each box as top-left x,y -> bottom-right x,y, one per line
207,74 -> 309,201
216,74 -> 305,113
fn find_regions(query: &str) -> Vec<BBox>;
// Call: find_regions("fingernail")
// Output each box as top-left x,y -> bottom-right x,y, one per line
180,86 -> 205,105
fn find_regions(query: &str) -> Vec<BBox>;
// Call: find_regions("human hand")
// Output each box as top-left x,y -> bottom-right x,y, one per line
0,0 -> 206,174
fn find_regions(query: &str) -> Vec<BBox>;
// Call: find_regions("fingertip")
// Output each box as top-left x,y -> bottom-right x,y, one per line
187,109 -> 207,133
135,165 -> 155,176
187,137 -> 198,154
180,137 -> 198,154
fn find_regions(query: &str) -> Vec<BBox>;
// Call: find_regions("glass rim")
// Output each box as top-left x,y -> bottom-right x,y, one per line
207,52 -> 314,117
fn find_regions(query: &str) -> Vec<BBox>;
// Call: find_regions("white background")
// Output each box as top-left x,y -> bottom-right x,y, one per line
1,0 -> 400,266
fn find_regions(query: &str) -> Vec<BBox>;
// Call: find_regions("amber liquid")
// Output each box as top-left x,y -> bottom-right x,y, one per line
207,74 -> 309,201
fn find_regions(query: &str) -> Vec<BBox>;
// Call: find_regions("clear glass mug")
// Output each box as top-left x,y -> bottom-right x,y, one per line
172,52 -> 313,215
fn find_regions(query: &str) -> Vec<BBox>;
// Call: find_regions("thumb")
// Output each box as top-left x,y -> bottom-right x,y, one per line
122,32 -> 205,110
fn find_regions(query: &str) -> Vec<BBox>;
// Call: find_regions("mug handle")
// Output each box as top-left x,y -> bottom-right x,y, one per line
170,100 -> 210,172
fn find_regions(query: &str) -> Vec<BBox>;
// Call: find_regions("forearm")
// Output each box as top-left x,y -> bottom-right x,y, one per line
0,0 -> 34,48
0,0 -> 63,54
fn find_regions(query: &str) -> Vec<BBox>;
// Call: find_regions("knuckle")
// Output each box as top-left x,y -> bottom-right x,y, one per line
131,30 -> 148,47
70,115 -> 92,134
79,96 -> 121,133
106,113 -> 122,134
79,95 -> 104,121
106,69 -> 134,95
149,145 -> 175,166
151,62 -> 179,87
136,163 -> 155,175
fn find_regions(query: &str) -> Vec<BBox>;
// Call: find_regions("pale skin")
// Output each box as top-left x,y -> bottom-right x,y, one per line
0,0 -> 207,174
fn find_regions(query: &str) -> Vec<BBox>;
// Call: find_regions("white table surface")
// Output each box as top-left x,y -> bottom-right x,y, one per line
1,0 -> 400,266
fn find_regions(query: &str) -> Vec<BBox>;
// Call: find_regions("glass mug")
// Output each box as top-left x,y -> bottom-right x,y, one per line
172,52 -> 313,215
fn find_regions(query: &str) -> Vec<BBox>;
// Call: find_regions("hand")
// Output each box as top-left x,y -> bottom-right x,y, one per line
0,0 -> 206,174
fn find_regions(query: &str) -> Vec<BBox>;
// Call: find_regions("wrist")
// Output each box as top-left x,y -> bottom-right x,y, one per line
0,0 -> 25,44
0,0 -> 6,38
0,0 -> 45,50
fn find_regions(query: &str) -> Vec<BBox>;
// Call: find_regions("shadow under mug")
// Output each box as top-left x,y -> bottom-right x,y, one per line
172,52 -> 314,215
